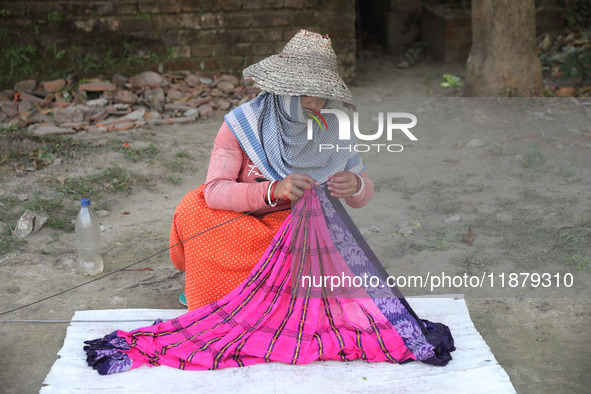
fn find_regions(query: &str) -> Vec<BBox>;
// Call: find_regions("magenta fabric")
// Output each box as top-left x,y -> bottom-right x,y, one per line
98,189 -> 416,373
85,187 -> 459,375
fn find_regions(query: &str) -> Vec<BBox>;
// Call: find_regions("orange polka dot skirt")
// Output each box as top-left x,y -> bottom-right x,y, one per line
169,185 -> 290,311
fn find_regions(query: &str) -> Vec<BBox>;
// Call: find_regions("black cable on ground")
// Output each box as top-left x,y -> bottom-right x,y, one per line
0,204 -> 270,317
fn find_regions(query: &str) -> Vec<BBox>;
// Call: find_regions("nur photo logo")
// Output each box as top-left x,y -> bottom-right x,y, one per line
305,108 -> 418,152
303,107 -> 328,131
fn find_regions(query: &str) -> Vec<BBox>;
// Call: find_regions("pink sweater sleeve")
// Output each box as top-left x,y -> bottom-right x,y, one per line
203,122 -> 270,212
344,171 -> 374,208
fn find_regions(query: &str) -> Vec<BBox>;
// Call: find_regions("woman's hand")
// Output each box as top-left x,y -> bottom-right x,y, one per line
274,174 -> 320,201
327,171 -> 360,198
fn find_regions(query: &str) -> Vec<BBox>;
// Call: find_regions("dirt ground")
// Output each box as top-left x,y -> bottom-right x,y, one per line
1,56 -> 590,393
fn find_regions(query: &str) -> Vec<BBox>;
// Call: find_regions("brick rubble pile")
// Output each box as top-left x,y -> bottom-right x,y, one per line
0,71 -> 261,135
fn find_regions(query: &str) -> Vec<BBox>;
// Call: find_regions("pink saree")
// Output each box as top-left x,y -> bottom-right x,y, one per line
84,186 -> 454,374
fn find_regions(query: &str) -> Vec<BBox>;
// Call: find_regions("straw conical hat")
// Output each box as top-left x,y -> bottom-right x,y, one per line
243,29 -> 354,106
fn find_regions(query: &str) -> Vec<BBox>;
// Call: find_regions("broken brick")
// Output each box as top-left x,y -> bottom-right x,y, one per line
218,74 -> 240,86
90,108 -> 110,123
186,96 -> 212,107
130,71 -> 165,88
14,79 -> 37,92
30,125 -> 76,136
142,88 -> 165,112
216,81 -> 236,94
0,101 -> 18,117
166,89 -> 189,101
53,106 -> 90,124
59,122 -> 90,130
41,79 -> 67,93
79,82 -> 117,92
113,90 -> 138,105
112,73 -> 129,88
215,98 -> 231,111
18,100 -> 34,113
198,104 -> 214,119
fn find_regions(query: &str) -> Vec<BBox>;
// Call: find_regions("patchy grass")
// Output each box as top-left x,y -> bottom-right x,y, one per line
373,176 -> 418,200
495,196 -> 517,208
495,189 -> 578,219
422,180 -> 463,214
471,214 -> 591,271
462,183 -> 488,194
0,193 -> 83,235
395,232 -> 457,256
0,226 -> 26,254
521,145 -> 547,168
554,215 -> 591,267
0,125 -> 86,176
454,250 -> 495,275
1,18 -> 168,90
427,239 -> 452,252
165,175 -> 183,185
113,142 -> 161,163
164,157 -> 197,174
23,195 -> 80,232
0,193 -> 79,252
427,193 -> 461,215
562,169 -> 576,178
374,176 -> 404,193
519,189 -> 556,205
490,146 -> 505,156
176,150 -> 193,160
0,195 -> 24,254
564,254 -> 591,272
519,188 -> 578,206
55,165 -> 144,200
0,195 -> 21,225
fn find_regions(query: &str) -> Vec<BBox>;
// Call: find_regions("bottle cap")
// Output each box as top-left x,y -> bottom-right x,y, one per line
81,198 -> 91,207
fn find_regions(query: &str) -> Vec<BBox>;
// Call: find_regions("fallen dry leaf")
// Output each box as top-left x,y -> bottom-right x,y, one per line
555,87 -> 576,97
462,227 -> 475,246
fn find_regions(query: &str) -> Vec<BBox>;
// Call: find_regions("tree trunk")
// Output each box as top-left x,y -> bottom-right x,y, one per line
465,0 -> 542,96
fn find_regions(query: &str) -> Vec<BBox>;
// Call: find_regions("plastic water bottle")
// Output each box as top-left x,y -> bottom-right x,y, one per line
75,198 -> 103,275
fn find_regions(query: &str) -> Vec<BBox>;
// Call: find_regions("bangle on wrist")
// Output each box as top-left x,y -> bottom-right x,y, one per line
350,174 -> 364,198
266,181 -> 278,207
270,180 -> 277,203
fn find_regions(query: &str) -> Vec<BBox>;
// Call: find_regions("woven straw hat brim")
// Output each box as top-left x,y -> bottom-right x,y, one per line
243,54 -> 354,106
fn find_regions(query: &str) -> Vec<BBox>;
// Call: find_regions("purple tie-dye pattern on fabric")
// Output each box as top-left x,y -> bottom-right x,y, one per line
315,186 -> 435,361
84,319 -> 164,375
84,331 -> 134,374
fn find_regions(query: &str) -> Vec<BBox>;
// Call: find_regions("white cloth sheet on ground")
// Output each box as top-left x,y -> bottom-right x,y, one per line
41,296 -> 515,393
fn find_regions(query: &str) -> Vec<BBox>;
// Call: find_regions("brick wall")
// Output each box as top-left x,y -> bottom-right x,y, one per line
0,0 -> 356,87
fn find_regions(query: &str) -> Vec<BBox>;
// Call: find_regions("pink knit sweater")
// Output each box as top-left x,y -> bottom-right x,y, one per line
204,122 -> 374,213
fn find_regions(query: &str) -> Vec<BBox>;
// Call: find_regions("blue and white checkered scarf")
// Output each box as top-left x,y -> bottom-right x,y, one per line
224,92 -> 365,184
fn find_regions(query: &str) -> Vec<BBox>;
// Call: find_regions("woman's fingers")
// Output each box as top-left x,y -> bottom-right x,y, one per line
290,174 -> 318,199
327,171 -> 359,198
274,174 -> 319,201
273,172 -> 362,201
291,174 -> 319,190
292,173 -> 320,185
276,172 -> 359,200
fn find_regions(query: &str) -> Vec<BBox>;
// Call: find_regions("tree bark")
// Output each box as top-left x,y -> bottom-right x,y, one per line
465,0 -> 542,96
